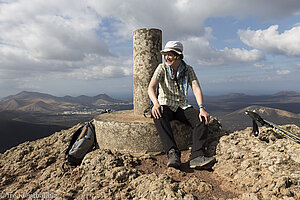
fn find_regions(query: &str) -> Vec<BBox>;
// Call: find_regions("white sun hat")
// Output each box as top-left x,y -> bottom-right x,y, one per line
160,41 -> 183,55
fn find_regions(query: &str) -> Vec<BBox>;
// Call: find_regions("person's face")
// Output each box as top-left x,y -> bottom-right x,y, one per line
164,51 -> 180,67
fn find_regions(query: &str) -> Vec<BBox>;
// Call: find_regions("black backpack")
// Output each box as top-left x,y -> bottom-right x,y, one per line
64,120 -> 98,166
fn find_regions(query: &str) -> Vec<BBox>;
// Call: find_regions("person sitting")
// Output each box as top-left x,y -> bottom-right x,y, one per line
148,41 -> 215,169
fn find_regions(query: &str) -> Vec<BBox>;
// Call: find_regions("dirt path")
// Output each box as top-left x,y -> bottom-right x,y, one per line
135,150 -> 242,199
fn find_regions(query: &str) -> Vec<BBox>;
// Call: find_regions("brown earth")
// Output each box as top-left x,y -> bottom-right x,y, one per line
0,121 -> 299,199
135,150 -> 242,199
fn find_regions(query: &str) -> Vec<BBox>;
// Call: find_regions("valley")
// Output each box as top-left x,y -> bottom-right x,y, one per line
0,91 -> 133,152
0,90 -> 300,153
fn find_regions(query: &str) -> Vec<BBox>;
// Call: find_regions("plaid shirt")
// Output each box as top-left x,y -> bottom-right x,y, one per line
151,62 -> 199,112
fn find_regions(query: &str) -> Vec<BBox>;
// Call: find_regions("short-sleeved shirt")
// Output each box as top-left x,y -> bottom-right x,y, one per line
151,62 -> 199,112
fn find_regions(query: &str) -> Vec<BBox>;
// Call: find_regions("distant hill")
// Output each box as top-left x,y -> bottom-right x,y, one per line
21,101 -> 58,113
0,99 -> 22,110
0,91 -> 132,153
61,93 -> 120,104
273,91 -> 300,96
219,105 -> 300,131
1,91 -> 60,102
1,90 -> 299,152
0,91 -> 126,113
202,90 -> 300,115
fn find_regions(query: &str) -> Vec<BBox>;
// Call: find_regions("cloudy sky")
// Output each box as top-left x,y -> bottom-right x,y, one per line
1,0 -> 300,98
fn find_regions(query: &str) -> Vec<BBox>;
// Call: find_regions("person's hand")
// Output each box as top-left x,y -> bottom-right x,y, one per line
152,104 -> 163,119
199,108 -> 210,125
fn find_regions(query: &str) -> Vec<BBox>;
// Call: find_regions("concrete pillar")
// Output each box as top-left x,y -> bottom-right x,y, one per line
133,28 -> 162,115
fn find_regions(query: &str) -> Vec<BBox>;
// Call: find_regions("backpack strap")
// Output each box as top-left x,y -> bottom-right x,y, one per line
252,120 -> 259,137
144,104 -> 153,118
64,125 -> 83,160
89,120 -> 99,150
144,85 -> 159,118
62,124 -> 83,172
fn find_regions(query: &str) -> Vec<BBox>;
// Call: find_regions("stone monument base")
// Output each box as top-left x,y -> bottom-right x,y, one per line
94,110 -> 192,154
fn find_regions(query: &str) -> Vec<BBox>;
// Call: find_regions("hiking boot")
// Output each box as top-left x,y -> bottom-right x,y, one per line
189,156 -> 215,169
167,148 -> 181,168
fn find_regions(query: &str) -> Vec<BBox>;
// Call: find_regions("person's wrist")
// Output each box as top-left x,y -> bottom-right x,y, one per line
153,101 -> 160,106
199,104 -> 205,110
200,108 -> 206,113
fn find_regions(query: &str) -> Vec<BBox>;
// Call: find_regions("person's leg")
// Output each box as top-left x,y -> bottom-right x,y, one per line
175,107 -> 215,168
153,105 -> 180,168
153,105 -> 177,152
179,108 -> 215,168
175,107 -> 208,159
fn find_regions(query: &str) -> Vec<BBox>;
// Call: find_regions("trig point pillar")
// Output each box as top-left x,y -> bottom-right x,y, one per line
133,28 -> 162,115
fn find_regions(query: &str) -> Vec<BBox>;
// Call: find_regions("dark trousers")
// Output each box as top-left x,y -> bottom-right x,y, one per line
153,105 -> 208,160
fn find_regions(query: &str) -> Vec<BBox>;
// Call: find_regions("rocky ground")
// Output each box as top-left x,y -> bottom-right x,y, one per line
0,118 -> 299,199
214,125 -> 300,200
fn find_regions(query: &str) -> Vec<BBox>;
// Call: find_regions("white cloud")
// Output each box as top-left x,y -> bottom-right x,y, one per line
67,57 -> 132,80
1,0 -> 298,72
0,0 -> 117,86
291,63 -> 300,69
276,70 -> 291,75
254,63 -> 275,70
294,22 -> 300,27
0,0 -> 112,62
1,0 -> 300,96
69,65 -> 132,80
238,25 -> 300,57
88,0 -> 300,41
183,36 -> 265,66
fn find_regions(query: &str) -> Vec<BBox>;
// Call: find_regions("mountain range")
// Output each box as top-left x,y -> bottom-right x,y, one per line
189,91 -> 300,130
218,105 -> 300,131
0,90 -> 299,152
0,91 -> 127,113
0,91 -> 132,153
204,91 -> 300,115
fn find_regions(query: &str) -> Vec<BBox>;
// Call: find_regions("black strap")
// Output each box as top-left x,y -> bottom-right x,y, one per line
64,125 -> 83,160
246,110 -> 300,143
144,104 -> 154,118
174,76 -> 180,91
144,84 -> 158,118
252,120 -> 259,136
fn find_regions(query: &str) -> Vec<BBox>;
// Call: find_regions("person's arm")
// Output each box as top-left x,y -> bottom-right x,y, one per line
148,79 -> 163,119
192,82 -> 210,125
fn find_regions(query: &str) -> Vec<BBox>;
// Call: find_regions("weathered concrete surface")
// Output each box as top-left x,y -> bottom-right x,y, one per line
94,110 -> 192,154
133,28 -> 162,115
